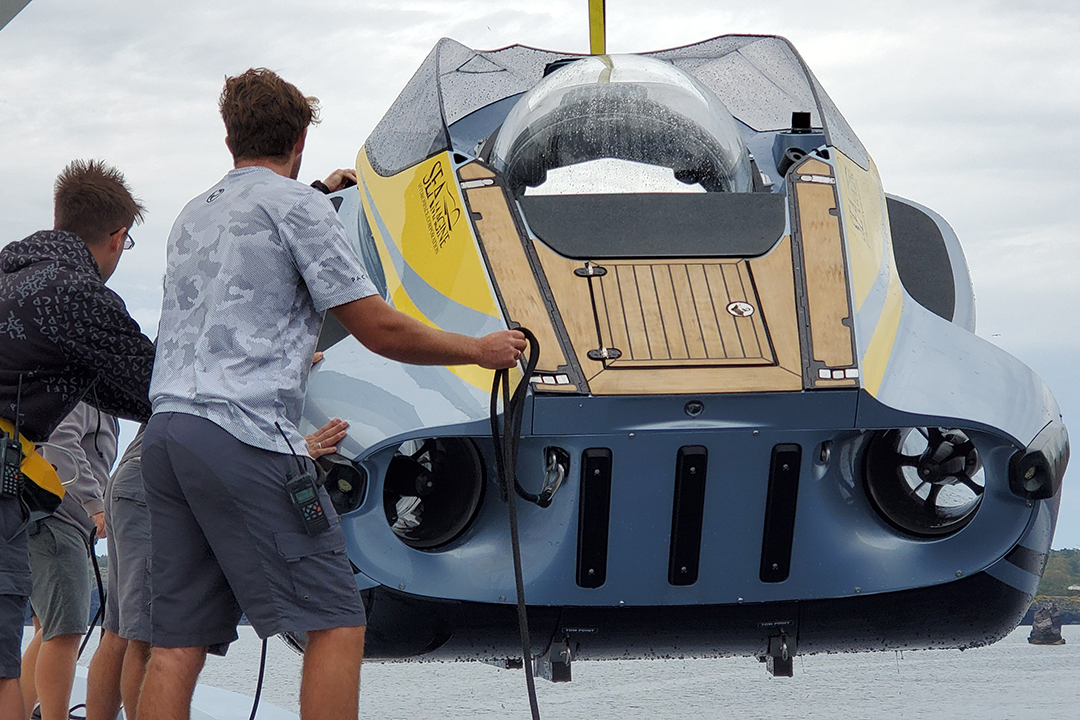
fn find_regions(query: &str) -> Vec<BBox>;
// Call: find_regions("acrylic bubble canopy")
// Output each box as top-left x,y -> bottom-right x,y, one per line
490,54 -> 754,195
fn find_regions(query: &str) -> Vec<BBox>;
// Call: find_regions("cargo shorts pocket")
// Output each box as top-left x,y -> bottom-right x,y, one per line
0,552 -> 31,597
273,530 -> 360,607
28,523 -> 58,558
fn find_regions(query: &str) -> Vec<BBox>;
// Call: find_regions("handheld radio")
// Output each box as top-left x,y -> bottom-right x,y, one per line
1,377 -> 25,498
275,422 -> 329,535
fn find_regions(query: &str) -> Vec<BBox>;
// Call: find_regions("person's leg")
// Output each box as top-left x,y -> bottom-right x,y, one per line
299,626 -> 365,720
0,678 -> 25,720
137,646 -> 206,720
27,518 -> 93,720
1,497 -> 31,720
151,415 -> 368,719
138,415 -> 241,720
32,633 -> 80,720
19,625 -> 40,718
88,480 -> 125,720
85,630 -> 126,720
120,639 -> 151,719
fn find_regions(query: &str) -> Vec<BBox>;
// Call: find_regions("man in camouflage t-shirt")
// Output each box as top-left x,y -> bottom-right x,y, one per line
138,68 -> 525,720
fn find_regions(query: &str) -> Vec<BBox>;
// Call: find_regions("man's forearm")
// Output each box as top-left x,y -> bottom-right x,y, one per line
330,295 -> 525,370
331,297 -> 481,366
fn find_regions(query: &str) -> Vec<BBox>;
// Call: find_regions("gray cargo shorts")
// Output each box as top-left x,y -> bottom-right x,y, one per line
27,516 -> 92,640
103,433 -> 152,643
1,494 -> 30,679
142,412 -> 365,650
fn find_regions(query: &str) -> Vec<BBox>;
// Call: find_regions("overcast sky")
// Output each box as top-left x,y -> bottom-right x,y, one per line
1,0 -> 1077,547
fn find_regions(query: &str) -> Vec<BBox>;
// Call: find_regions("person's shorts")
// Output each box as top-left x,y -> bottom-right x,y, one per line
103,431 -> 152,643
27,516 -> 92,640
1,494 -> 30,678
142,412 -> 365,650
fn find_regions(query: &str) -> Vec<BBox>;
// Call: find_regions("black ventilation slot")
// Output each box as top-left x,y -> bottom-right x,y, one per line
668,446 -> 708,586
576,448 -> 612,589
760,444 -> 802,583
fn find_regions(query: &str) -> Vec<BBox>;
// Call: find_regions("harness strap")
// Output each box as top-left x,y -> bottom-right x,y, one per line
0,416 -> 65,506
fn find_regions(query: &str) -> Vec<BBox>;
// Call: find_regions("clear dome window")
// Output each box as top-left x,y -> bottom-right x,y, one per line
490,54 -> 753,195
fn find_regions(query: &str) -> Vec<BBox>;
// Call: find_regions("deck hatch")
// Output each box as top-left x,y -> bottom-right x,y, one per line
589,260 -> 776,368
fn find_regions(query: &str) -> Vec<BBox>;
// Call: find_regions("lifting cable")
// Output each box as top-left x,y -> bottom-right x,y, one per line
76,527 -> 105,662
490,327 -> 542,720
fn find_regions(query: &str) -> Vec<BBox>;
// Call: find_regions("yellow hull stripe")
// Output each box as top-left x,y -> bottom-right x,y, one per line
861,271 -> 903,397
356,149 -> 507,393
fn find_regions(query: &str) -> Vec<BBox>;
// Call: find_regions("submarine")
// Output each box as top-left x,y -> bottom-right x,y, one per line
301,30 -> 1070,679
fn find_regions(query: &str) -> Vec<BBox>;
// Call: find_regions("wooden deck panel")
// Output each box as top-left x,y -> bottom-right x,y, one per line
747,236 -> 802,375
797,158 -> 831,177
458,163 -> 494,181
464,184 -> 568,374
586,364 -> 803,395
534,242 -> 603,381
589,260 -> 774,368
461,158 -> 815,395
535,239 -> 805,393
794,171 -> 855,371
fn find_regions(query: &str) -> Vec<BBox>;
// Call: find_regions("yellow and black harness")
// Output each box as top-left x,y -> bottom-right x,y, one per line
0,416 -> 65,516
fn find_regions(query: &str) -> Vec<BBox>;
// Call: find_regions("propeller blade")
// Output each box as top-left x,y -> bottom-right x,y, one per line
897,453 -> 921,467
925,484 -> 942,509
956,473 -> 985,496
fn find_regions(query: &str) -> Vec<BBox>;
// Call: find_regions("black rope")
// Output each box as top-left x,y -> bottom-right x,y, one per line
490,328 -> 541,720
248,637 -> 268,720
77,527 -> 106,661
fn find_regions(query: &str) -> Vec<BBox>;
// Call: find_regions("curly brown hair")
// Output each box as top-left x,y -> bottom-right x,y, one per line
219,68 -> 321,162
53,159 -> 145,246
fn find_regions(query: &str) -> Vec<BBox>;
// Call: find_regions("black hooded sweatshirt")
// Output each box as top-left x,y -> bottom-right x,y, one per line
0,230 -> 155,442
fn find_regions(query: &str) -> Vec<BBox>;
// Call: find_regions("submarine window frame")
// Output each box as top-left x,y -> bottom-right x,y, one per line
447,93 -> 524,157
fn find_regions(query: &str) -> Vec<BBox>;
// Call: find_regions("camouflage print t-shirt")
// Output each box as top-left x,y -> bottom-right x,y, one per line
150,166 -> 377,454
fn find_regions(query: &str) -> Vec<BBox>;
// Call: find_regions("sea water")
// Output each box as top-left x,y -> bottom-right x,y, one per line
56,625 -> 1077,719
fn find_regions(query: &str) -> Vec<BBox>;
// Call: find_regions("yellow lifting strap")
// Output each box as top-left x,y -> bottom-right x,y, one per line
589,0 -> 606,55
0,416 -> 65,505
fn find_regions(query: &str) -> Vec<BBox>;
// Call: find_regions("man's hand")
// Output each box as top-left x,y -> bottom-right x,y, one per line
475,330 -> 528,369
91,511 -> 106,539
306,418 -> 349,459
321,168 -> 357,192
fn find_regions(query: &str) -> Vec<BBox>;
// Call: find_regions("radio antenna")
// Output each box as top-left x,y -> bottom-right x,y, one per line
13,374 -> 22,440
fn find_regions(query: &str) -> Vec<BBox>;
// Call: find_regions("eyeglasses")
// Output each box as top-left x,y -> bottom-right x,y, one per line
109,227 -> 135,250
